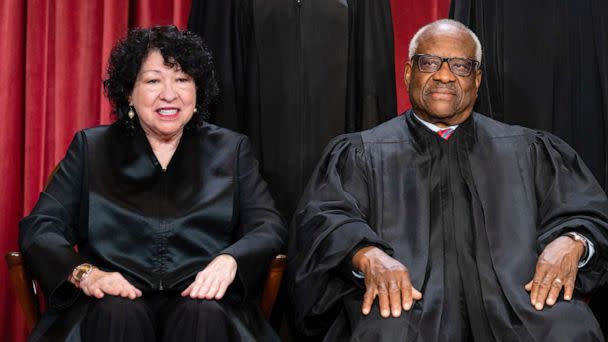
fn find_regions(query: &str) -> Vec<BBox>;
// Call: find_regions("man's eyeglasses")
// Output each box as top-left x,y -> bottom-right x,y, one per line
412,54 -> 480,77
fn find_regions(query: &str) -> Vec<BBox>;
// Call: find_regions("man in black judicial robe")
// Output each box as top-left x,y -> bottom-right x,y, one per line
289,19 -> 608,341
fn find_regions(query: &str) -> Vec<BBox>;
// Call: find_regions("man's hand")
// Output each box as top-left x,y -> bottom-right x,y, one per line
70,269 -> 142,299
352,246 -> 422,318
525,235 -> 585,310
181,254 -> 237,300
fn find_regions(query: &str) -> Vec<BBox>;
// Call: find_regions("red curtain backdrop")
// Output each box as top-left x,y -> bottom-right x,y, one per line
390,0 -> 451,114
0,1 -> 190,341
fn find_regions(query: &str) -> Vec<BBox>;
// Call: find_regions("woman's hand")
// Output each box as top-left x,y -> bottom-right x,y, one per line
71,269 -> 143,299
181,254 -> 237,300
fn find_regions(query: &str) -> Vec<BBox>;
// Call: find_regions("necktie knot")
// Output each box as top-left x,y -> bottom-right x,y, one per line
437,128 -> 455,140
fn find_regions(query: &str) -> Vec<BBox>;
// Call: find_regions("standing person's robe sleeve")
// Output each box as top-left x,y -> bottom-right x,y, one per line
19,132 -> 88,310
532,132 -> 608,293
289,134 -> 393,334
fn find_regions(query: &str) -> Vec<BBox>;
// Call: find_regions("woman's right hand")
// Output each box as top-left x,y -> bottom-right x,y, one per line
71,269 -> 142,299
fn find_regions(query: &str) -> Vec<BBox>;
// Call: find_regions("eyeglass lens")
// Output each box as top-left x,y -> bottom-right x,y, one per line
417,55 -> 474,76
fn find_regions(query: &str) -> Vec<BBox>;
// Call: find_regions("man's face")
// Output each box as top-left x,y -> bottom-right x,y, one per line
404,28 -> 482,127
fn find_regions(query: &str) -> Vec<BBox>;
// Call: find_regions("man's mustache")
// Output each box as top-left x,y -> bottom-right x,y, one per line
424,83 -> 458,95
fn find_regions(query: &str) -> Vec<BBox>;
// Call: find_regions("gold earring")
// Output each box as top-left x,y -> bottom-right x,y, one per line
128,106 -> 135,119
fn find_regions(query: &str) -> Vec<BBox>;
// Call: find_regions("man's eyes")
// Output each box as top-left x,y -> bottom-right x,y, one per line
421,59 -> 440,67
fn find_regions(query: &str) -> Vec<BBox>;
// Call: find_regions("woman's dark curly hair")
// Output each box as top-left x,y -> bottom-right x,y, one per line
103,25 -> 219,131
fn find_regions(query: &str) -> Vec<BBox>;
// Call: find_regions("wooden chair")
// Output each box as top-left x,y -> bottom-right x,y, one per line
6,251 -> 286,334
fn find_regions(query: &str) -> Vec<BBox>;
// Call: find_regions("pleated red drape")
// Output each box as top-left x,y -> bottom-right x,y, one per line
0,1 -> 190,340
390,0 -> 451,114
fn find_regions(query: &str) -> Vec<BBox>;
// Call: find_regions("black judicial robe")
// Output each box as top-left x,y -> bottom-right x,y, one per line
19,122 -> 287,341
188,0 -> 396,218
449,0 -> 608,191
289,111 -> 608,341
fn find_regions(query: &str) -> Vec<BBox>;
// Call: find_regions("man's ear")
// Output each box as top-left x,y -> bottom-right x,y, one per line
474,68 -> 482,90
404,62 -> 413,90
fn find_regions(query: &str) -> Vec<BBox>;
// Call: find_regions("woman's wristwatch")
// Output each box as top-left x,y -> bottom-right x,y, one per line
72,263 -> 95,282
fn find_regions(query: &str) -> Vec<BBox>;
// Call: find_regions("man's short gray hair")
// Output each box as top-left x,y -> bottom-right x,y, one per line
408,19 -> 482,64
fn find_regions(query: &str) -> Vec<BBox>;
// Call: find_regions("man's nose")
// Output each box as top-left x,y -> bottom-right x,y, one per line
433,61 -> 456,83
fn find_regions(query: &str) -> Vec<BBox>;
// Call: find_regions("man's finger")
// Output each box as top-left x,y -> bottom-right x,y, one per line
362,287 -> 376,315
534,274 -> 557,310
388,280 -> 402,317
401,280 -> 413,311
545,277 -> 563,306
377,282 -> 390,318
411,287 -> 422,300
563,277 -> 575,301
529,264 -> 549,306
524,280 -> 533,292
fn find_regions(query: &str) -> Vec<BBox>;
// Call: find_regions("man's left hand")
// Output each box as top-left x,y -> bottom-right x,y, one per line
525,236 -> 585,310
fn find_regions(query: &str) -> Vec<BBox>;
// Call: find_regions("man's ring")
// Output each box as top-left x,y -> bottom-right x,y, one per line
553,278 -> 563,285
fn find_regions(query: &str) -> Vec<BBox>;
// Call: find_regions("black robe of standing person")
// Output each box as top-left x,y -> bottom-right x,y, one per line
449,0 -> 608,190
289,111 -> 608,341
188,0 -> 396,218
19,122 -> 287,341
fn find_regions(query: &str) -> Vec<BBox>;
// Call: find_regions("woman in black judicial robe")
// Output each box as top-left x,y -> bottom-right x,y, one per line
19,26 -> 286,341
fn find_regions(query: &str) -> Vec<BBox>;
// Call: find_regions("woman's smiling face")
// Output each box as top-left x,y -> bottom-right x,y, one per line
130,50 -> 197,141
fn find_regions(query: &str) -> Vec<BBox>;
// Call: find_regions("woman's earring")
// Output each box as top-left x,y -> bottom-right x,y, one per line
193,106 -> 198,113
128,105 -> 135,119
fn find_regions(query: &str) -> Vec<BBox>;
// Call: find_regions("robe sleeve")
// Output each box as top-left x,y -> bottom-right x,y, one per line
532,132 -> 608,293
288,134 -> 394,335
19,132 -> 87,310
220,136 -> 287,300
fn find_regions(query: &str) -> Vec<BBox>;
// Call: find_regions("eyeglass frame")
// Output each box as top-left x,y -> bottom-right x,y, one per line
411,54 -> 480,77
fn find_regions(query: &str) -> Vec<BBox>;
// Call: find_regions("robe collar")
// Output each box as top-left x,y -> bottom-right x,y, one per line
112,121 -> 199,182
405,109 -> 477,147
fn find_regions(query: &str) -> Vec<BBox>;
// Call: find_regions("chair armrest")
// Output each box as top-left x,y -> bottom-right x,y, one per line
5,251 -> 40,333
259,254 -> 287,319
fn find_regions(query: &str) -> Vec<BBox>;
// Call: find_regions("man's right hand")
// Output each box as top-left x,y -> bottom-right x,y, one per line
352,246 -> 422,318
70,269 -> 142,299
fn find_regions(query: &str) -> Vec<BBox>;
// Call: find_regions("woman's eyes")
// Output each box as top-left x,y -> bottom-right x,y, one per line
142,76 -> 191,84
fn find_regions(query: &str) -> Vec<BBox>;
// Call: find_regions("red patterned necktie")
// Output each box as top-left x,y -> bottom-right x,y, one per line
437,128 -> 455,140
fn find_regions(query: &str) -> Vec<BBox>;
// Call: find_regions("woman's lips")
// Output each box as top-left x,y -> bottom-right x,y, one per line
157,108 -> 179,120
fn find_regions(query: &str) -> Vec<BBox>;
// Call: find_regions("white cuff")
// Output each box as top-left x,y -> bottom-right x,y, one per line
352,270 -> 365,279
563,232 -> 595,268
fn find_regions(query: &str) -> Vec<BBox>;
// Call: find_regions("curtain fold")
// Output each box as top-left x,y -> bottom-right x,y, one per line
0,1 -> 190,341
0,0 -> 27,339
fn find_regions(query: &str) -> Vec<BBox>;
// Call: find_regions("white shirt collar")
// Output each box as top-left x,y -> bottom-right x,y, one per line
412,112 -> 459,132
